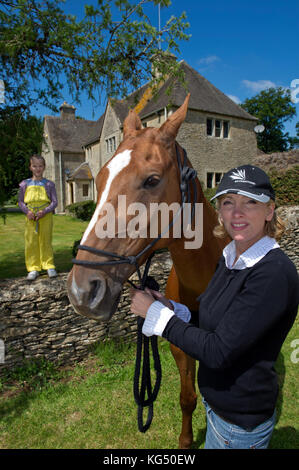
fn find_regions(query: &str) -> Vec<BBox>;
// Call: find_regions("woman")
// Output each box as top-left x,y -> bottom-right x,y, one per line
130,164 -> 298,449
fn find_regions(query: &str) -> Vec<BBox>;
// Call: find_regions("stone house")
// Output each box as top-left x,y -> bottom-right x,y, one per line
42,61 -> 257,212
42,102 -> 100,212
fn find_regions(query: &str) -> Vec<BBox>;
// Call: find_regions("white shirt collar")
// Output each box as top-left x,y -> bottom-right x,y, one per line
223,236 -> 279,270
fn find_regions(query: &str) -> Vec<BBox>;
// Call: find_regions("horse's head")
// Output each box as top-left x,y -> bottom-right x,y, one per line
67,94 -> 191,321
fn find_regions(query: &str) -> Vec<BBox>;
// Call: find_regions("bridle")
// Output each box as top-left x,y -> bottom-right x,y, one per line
72,143 -> 197,432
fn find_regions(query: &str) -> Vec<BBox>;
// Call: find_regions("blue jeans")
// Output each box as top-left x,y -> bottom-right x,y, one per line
203,399 -> 276,449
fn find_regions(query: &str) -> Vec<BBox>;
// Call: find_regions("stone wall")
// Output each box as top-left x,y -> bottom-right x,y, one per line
0,252 -> 172,376
277,205 -> 299,271
0,206 -> 297,376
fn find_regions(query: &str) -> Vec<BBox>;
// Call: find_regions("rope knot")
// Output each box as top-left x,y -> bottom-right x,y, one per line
127,255 -> 138,266
182,166 -> 197,182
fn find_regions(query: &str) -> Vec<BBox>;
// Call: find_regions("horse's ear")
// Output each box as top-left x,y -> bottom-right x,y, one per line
158,93 -> 190,143
123,109 -> 143,137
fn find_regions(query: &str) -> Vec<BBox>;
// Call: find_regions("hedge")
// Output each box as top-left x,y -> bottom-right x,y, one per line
268,166 -> 299,207
65,200 -> 96,221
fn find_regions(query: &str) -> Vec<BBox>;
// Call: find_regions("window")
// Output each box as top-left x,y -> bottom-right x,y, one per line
215,120 -> 221,137
206,172 -> 224,189
223,121 -> 229,138
82,184 -> 89,197
206,118 -> 230,138
207,118 -> 213,136
207,172 -> 214,189
215,172 -> 222,185
105,136 -> 116,154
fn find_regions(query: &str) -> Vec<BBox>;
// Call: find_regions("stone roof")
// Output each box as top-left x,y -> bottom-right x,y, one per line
111,60 -> 257,124
68,162 -> 93,181
45,115 -> 100,153
82,114 -> 105,147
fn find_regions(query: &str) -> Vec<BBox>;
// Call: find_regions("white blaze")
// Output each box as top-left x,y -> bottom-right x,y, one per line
80,149 -> 132,244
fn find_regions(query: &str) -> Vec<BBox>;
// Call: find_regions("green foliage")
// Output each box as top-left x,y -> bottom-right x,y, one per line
0,107 -> 43,206
202,186 -> 217,207
288,122 -> 299,149
66,200 -> 96,221
268,166 -> 299,206
0,0 -> 190,112
2,358 -> 61,391
241,87 -> 296,153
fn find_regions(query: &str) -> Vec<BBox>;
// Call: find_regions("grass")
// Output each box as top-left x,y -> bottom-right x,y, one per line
0,315 -> 298,449
0,212 -> 298,449
0,212 -> 88,279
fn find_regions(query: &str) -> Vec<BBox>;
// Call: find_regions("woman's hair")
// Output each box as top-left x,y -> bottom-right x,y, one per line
213,197 -> 286,241
30,154 -> 46,166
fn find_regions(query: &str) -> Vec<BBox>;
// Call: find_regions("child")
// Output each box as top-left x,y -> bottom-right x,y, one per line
18,154 -> 58,280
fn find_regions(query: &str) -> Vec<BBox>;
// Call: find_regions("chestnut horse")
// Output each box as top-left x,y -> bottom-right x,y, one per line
67,94 -> 226,448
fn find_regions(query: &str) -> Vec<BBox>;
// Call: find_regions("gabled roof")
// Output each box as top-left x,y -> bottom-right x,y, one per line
111,82 -> 150,124
67,162 -> 93,181
44,115 -> 100,153
111,60 -> 257,123
83,113 -> 105,147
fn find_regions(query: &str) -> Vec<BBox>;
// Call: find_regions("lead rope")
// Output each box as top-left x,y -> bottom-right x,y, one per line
129,254 -> 162,433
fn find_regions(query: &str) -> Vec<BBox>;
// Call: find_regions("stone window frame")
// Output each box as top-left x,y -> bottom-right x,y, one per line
206,117 -> 230,139
105,136 -> 117,154
206,171 -> 224,189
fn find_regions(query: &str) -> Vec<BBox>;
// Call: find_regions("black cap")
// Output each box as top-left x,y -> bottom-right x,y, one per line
210,164 -> 275,203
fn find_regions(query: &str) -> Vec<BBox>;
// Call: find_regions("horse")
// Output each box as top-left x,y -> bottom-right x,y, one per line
67,93 -> 226,449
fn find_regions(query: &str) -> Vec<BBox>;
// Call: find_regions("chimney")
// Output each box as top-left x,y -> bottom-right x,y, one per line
59,101 -> 76,120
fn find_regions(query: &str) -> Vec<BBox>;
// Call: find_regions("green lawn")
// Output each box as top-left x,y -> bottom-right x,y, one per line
0,316 -> 298,449
0,212 -> 89,279
0,213 -> 298,449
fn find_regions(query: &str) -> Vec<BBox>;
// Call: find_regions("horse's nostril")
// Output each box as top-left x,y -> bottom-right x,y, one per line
89,280 -> 101,302
88,277 -> 106,309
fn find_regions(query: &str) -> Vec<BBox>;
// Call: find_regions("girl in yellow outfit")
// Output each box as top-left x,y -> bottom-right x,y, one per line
18,155 -> 58,281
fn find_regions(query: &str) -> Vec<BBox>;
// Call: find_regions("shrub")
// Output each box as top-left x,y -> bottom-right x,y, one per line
65,200 -> 96,221
268,166 -> 299,207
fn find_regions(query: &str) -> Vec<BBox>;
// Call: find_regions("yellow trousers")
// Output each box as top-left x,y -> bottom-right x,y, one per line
25,212 -> 55,272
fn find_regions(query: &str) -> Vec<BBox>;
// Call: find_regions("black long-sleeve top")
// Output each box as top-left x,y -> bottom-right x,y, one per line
162,248 -> 298,430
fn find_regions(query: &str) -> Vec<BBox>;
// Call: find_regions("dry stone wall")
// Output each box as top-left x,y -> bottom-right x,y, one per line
0,206 -> 297,376
0,252 -> 172,376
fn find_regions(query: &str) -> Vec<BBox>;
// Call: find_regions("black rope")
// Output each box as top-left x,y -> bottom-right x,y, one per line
133,267 -> 162,433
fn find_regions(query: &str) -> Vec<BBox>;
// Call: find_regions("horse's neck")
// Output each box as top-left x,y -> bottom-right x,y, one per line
168,193 -> 226,310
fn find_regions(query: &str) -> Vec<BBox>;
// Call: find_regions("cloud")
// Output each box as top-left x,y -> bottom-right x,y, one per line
242,79 -> 277,93
227,94 -> 241,104
197,55 -> 221,66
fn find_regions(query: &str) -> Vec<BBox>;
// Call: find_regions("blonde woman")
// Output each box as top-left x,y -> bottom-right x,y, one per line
130,164 -> 298,449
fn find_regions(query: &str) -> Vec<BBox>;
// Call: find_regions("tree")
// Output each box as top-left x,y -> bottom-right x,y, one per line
0,0 -> 190,112
0,107 -> 43,207
288,122 -> 299,149
241,87 -> 296,153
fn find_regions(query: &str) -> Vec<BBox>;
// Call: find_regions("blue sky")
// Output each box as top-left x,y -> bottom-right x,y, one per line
36,0 -> 299,137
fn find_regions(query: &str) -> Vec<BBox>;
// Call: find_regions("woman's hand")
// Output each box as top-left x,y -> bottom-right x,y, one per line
148,290 -> 174,310
129,287 -> 155,318
129,287 -> 174,318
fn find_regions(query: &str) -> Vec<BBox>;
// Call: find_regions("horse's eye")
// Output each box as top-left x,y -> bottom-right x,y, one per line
143,175 -> 160,189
